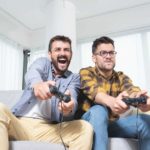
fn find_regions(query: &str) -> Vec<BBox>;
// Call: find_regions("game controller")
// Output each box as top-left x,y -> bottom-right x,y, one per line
123,96 -> 147,107
49,86 -> 71,103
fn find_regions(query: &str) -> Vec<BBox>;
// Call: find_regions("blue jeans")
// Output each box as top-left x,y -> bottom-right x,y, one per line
82,105 -> 150,150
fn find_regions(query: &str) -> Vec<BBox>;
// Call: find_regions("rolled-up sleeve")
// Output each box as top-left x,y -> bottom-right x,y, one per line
25,58 -> 50,89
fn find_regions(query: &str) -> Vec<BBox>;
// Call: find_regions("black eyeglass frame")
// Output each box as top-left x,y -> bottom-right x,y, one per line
94,50 -> 117,57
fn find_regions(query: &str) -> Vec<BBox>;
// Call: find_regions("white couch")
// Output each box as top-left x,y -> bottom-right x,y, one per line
0,90 -> 138,150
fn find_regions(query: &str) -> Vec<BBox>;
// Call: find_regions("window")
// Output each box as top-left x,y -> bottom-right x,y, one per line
0,37 -> 23,90
80,42 -> 94,68
114,34 -> 146,89
28,48 -> 47,67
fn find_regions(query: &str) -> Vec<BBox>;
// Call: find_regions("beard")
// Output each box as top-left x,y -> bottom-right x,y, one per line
51,55 -> 71,74
96,62 -> 116,74
102,63 -> 115,72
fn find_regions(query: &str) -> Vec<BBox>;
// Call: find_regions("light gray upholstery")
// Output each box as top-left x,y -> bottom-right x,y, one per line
109,138 -> 138,150
0,90 -> 138,150
10,141 -> 65,150
0,90 -> 22,109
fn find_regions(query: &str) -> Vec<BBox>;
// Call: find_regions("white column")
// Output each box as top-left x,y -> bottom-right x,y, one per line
45,0 -> 79,73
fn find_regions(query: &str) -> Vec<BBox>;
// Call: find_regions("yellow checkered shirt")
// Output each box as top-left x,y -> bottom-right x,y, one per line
79,66 -> 141,120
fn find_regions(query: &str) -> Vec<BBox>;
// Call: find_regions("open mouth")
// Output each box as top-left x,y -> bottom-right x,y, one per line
57,57 -> 68,64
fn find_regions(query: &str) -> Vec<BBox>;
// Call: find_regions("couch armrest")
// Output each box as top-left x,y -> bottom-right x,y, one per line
0,90 -> 23,109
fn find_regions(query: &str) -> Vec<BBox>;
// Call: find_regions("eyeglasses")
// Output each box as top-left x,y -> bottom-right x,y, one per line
95,50 -> 117,57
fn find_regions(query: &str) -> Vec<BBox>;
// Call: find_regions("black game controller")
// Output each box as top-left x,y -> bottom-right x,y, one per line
49,86 -> 71,103
123,96 -> 147,107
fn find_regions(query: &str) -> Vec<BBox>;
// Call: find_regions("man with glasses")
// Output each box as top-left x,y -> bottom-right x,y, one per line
79,36 -> 150,150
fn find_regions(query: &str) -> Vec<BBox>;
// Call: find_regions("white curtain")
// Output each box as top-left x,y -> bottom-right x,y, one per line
145,32 -> 150,90
28,48 -> 47,68
0,36 -> 23,90
114,34 -> 146,89
80,42 -> 94,68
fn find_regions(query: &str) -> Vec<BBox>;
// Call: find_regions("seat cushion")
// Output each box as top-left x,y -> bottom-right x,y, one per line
10,141 -> 65,150
0,90 -> 23,109
109,138 -> 138,150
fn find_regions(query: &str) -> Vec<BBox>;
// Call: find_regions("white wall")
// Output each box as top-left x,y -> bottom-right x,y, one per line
0,9 -> 32,48
1,3 -> 150,49
77,3 -> 150,42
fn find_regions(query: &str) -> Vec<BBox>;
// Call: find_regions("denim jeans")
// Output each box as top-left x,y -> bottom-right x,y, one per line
82,105 -> 150,150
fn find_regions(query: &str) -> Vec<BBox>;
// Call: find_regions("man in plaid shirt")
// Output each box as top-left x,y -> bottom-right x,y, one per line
79,36 -> 150,150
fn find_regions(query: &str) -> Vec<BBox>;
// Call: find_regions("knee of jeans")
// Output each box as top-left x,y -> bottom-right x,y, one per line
83,105 -> 109,122
90,105 -> 108,117
137,114 -> 150,138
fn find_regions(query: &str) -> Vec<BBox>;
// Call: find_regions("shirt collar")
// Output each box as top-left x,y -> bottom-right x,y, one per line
51,62 -> 69,78
94,66 -> 118,80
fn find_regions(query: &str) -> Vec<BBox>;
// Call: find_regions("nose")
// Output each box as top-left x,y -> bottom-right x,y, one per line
59,49 -> 66,55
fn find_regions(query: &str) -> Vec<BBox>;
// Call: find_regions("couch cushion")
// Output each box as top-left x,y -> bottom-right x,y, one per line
10,141 -> 65,150
10,138 -> 138,150
109,138 -> 138,150
0,90 -> 23,109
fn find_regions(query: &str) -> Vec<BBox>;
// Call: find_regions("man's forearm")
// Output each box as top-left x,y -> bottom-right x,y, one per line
95,92 -> 115,108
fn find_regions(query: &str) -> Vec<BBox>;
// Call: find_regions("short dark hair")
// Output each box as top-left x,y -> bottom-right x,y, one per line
92,36 -> 114,54
48,35 -> 72,52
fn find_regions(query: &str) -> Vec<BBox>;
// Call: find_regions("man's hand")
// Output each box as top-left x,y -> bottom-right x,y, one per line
136,90 -> 150,112
33,80 -> 55,100
58,90 -> 74,116
109,91 -> 129,114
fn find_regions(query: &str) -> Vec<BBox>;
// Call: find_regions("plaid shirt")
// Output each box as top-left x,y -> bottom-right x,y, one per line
79,66 -> 141,120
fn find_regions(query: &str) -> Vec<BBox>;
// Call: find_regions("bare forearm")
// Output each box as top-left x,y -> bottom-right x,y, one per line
95,92 -> 129,114
95,92 -> 115,108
